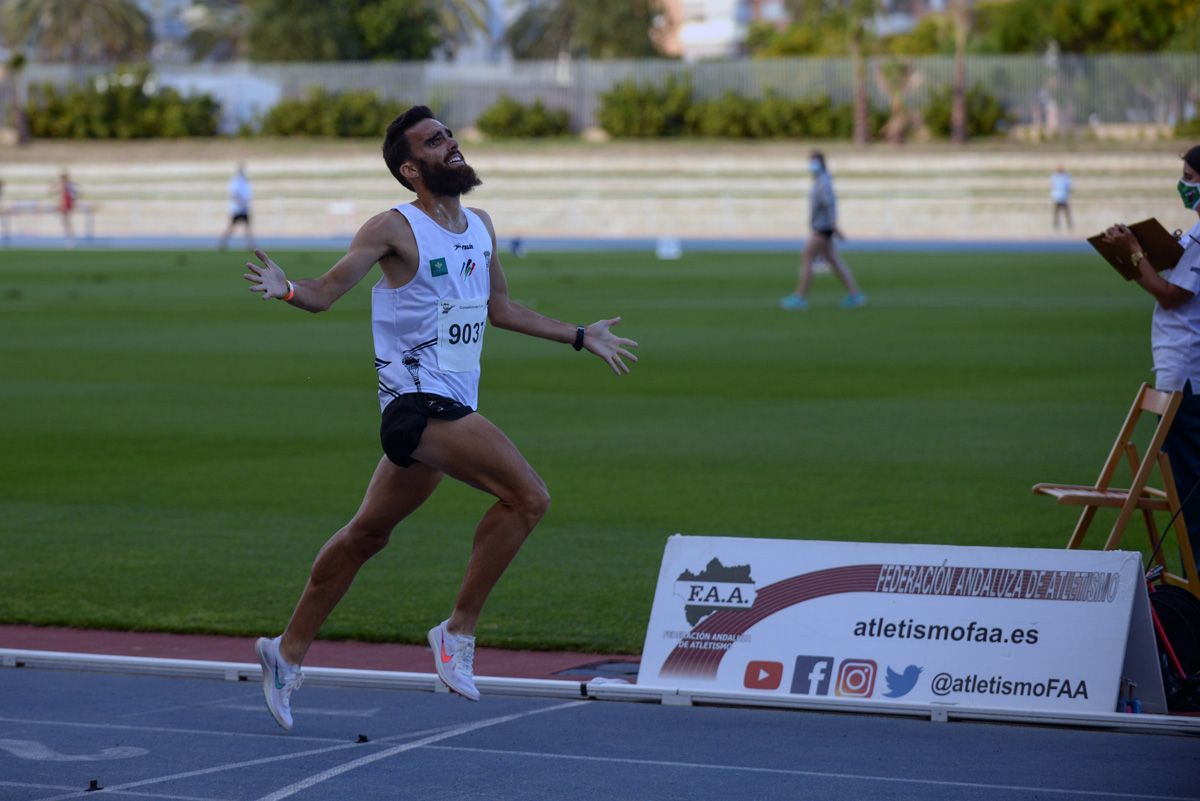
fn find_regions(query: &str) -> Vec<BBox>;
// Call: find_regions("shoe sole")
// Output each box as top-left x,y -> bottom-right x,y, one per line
255,637 -> 293,731
427,627 -> 480,701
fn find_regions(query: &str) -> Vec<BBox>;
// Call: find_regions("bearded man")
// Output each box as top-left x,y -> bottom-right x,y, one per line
242,105 -> 638,730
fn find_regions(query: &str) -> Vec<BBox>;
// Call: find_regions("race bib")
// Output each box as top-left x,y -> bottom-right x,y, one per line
436,297 -> 488,372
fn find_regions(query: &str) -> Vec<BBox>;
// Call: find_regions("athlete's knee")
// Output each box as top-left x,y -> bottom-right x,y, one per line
509,484 -> 551,527
342,518 -> 393,559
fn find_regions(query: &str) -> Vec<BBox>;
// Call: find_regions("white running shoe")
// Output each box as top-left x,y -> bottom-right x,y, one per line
427,620 -> 480,701
255,636 -> 302,731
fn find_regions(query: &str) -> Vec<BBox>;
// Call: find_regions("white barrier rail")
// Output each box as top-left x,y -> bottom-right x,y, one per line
2,648 -> 1196,736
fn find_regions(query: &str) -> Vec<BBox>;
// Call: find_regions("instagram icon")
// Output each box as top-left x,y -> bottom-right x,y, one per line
835,659 -> 877,698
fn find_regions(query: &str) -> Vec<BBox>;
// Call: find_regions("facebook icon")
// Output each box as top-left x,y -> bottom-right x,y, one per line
790,656 -> 835,696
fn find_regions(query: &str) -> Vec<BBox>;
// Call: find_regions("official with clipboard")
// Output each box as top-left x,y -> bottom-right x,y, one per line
1100,145 -> 1200,569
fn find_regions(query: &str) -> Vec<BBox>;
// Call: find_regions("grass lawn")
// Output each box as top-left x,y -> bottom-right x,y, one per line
0,246 -> 1177,653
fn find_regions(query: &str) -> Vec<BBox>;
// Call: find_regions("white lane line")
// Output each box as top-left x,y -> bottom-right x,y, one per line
24,707 -> 581,801
0,738 -> 147,761
0,715 -> 355,745
0,782 -> 76,792
424,745 -> 1199,801
254,700 -> 591,801
26,740 -> 375,801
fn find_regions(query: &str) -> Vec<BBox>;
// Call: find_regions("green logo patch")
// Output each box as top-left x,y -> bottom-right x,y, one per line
429,257 -> 448,277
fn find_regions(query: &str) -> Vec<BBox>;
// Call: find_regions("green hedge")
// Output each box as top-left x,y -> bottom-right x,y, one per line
598,75 -> 885,139
259,88 -> 406,137
922,84 -> 1011,138
597,74 -> 694,137
1177,116 -> 1200,138
476,95 -> 571,138
27,69 -> 219,139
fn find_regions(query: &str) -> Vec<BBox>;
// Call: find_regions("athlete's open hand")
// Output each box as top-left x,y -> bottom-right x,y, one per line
243,249 -> 289,300
585,317 -> 639,376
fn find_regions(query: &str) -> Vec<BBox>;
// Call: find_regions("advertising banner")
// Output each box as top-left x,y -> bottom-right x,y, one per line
638,536 -> 1165,715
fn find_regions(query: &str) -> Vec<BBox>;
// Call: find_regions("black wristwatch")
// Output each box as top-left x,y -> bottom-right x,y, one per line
572,326 -> 585,351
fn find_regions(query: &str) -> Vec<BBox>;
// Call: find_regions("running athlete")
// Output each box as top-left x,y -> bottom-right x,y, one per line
243,105 -> 638,731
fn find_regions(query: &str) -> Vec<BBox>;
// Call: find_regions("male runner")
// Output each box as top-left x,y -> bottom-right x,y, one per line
243,105 -> 638,731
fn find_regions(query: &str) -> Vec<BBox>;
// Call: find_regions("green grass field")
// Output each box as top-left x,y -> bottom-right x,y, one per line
0,246 -> 1179,653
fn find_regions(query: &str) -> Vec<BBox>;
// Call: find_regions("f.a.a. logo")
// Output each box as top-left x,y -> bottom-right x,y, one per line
429,257 -> 448,277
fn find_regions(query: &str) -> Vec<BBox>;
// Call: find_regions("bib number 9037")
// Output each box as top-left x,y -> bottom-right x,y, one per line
437,297 -> 488,373
447,321 -> 484,345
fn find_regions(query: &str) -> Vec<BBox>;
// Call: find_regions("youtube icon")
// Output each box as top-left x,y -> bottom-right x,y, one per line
743,660 -> 784,690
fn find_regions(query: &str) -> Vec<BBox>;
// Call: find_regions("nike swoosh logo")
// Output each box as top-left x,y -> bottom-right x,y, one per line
274,663 -> 286,690
440,634 -> 453,664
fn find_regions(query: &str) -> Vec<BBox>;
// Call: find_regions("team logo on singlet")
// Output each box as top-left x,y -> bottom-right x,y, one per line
460,258 -> 476,277
429,257 -> 448,277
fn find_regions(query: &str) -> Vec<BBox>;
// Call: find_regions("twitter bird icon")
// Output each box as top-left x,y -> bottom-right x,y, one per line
883,665 -> 922,698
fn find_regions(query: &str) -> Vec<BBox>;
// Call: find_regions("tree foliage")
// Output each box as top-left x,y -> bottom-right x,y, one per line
506,0 -> 664,59
184,0 -> 252,62
749,0 -> 1200,56
431,0 -> 489,57
246,0 -> 439,61
3,0 -> 152,64
971,0 -> 1200,53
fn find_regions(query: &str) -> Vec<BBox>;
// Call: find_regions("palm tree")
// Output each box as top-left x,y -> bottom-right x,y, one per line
841,0 -> 879,145
1,52 -> 31,144
434,0 -> 489,57
183,0 -> 251,62
505,0 -> 662,60
949,0 -> 971,144
4,0 -> 153,64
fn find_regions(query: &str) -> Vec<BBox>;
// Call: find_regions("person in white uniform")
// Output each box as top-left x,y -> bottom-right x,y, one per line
1051,165 -> 1073,230
218,163 -> 255,251
241,105 -> 638,731
1102,144 -> 1200,571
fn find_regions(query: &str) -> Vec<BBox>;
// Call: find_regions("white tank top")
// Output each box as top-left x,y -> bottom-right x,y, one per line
372,203 -> 493,411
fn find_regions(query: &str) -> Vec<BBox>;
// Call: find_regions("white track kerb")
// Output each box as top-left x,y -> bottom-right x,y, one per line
1,649 -> 1197,737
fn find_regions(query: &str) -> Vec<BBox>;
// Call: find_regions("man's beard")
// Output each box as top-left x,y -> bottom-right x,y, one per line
419,159 -> 482,197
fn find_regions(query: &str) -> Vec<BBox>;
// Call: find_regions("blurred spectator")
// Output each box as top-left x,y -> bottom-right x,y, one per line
219,163 -> 255,251
1051,165 -> 1073,230
780,151 -> 866,311
56,171 -> 78,245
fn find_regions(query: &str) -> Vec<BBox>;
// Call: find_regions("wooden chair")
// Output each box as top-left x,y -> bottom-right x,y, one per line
1033,383 -> 1200,598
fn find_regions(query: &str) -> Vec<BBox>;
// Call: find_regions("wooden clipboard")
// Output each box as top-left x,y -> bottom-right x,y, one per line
1088,218 -> 1185,280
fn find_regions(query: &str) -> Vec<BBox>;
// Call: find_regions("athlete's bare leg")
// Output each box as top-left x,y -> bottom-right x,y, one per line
411,413 -> 550,636
823,240 -> 861,296
794,235 -> 820,298
279,458 -> 443,665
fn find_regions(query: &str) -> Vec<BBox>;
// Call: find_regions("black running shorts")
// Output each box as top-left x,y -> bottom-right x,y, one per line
379,393 -> 474,467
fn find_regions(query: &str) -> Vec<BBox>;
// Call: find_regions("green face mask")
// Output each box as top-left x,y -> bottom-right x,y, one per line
1180,179 -> 1200,210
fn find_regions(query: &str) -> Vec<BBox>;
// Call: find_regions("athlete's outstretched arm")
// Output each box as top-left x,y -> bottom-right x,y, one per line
474,210 -> 639,375
242,213 -> 396,312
